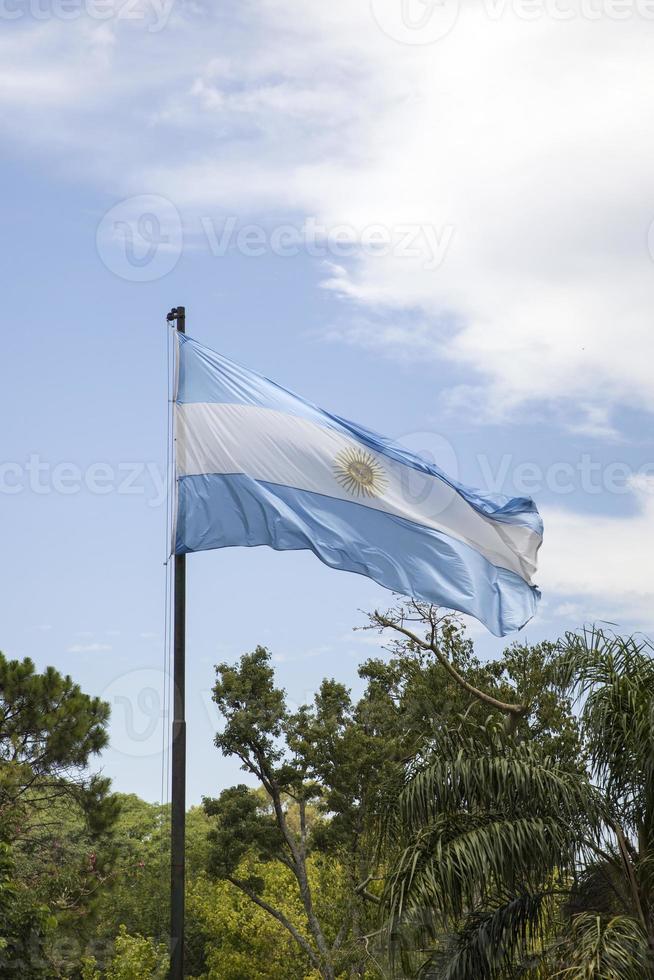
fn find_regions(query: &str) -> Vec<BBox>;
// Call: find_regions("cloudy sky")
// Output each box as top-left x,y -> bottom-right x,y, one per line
3,0 -> 654,802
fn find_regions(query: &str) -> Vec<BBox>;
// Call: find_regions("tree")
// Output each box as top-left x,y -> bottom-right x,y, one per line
0,652 -> 115,838
204,646 -> 389,979
364,601 -> 582,769
552,626 -> 654,974
383,718 -> 597,978
85,795 -> 307,978
188,852 -> 346,980
381,624 -> 654,978
370,602 -> 535,734
81,792 -> 321,979
0,652 -> 116,977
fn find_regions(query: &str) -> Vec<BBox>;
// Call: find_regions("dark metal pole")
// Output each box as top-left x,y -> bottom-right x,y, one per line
167,305 -> 186,980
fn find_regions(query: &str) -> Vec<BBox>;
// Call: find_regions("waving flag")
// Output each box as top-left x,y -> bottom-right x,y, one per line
174,334 -> 542,636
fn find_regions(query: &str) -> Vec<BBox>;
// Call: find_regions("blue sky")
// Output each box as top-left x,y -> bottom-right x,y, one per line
2,0 -> 654,804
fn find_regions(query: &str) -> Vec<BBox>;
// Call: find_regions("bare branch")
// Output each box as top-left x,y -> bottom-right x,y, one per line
370,607 -> 528,721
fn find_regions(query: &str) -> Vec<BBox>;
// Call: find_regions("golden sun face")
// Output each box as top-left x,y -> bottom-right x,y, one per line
333,447 -> 387,499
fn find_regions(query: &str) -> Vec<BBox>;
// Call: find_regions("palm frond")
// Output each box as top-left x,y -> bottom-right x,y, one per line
383,721 -> 597,971
420,892 -> 551,980
388,813 -> 575,927
397,724 -> 599,834
558,628 -> 654,817
553,912 -> 651,979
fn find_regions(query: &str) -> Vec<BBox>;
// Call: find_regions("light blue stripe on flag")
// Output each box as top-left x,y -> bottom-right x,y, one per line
174,334 -> 542,636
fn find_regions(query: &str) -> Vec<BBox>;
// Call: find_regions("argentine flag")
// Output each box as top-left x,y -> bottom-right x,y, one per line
174,335 -> 542,636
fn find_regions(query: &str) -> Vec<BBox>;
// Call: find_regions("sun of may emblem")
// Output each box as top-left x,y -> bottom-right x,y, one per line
333,447 -> 387,498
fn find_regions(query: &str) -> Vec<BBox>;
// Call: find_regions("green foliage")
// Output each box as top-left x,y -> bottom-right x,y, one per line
0,650 -> 117,908
383,622 -> 654,978
104,926 -> 168,980
0,652 -> 111,817
213,646 -> 287,768
89,794 -> 170,941
83,796 -> 212,974
384,719 -> 597,977
206,645 -> 396,978
0,840 -> 53,978
481,638 -> 583,767
364,604 -> 583,769
6,618 -> 654,979
555,628 -> 654,973
554,912 -> 651,979
80,956 -> 102,980
0,651 -> 115,977
558,626 -> 654,820
204,785 -> 282,879
189,858 -> 320,979
204,615 -> 592,978
81,926 -> 168,980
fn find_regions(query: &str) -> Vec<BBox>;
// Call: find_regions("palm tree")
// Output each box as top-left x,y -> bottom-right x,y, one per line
381,626 -> 654,979
555,626 -> 654,974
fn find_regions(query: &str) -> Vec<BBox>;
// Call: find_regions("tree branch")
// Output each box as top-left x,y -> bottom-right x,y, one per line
371,609 -> 528,721
226,875 -> 322,970
256,761 -> 334,973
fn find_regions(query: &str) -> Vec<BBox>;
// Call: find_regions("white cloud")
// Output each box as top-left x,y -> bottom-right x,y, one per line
67,642 -> 113,654
539,478 -> 654,626
3,4 -> 652,427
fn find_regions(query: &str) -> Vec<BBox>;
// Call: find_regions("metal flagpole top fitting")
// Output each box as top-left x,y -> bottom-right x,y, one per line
167,306 -> 185,335
167,306 -> 185,324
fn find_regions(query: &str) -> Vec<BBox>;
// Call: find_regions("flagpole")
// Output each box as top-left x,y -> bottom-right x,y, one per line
167,305 -> 186,980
